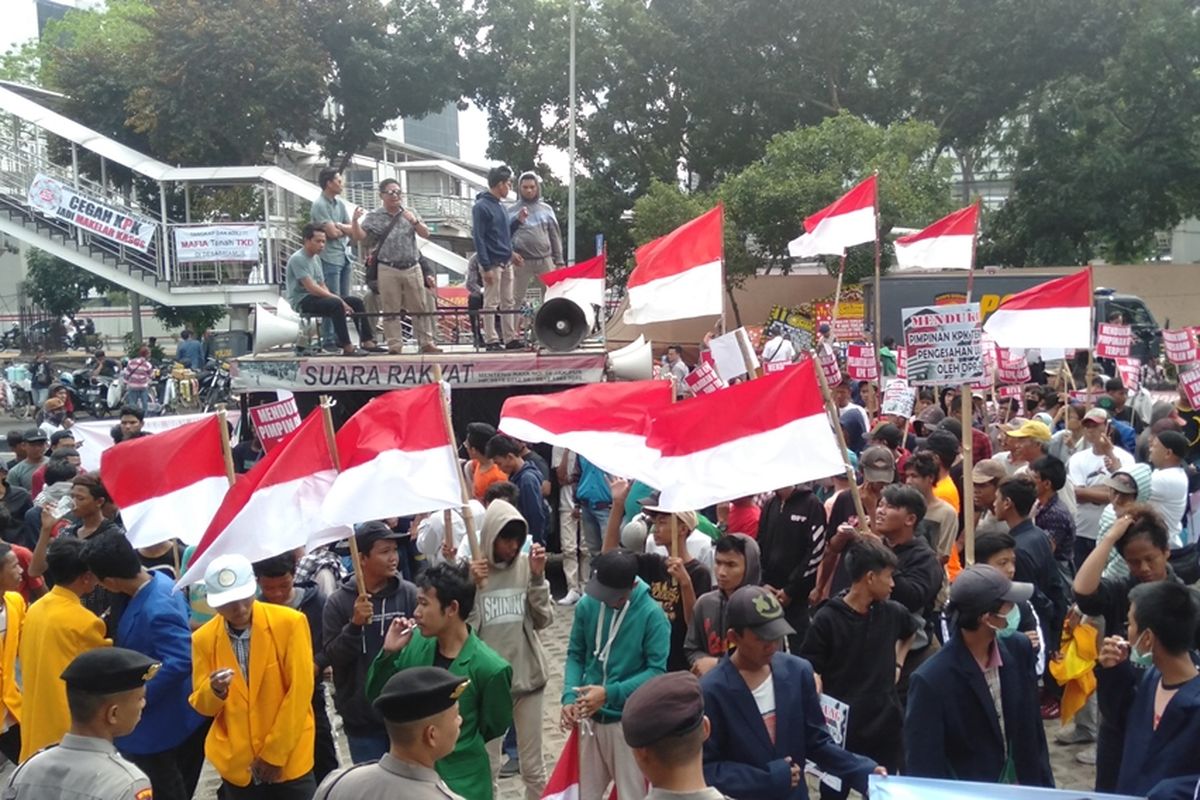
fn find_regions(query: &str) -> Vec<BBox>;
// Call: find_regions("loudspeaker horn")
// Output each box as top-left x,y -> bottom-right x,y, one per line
607,335 -> 653,380
253,304 -> 301,354
534,297 -> 595,352
274,296 -> 301,323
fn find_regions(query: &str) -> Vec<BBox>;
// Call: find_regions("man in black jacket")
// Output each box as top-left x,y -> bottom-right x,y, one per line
757,483 -> 827,650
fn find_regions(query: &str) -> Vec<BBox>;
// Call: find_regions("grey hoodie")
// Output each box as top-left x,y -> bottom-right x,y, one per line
683,534 -> 762,665
467,499 -> 553,695
509,172 -> 564,264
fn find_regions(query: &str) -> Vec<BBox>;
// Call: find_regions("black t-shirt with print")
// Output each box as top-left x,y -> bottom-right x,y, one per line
635,553 -> 712,672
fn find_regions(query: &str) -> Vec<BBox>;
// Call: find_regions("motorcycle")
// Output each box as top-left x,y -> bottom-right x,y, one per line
68,363 -> 116,418
0,324 -> 21,352
198,357 -> 232,411
2,363 -> 35,419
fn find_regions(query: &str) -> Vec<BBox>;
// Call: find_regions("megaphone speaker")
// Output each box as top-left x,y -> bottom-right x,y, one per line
607,335 -> 653,380
253,305 -> 302,354
535,297 -> 592,352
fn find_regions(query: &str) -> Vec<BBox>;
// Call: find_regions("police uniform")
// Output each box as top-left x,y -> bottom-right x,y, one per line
314,667 -> 468,800
5,648 -> 159,800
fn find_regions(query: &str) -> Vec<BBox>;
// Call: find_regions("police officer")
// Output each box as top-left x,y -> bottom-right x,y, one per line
6,647 -> 158,800
623,672 -> 732,800
314,666 -> 468,799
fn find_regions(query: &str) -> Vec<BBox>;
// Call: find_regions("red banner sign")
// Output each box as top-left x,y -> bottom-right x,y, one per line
819,345 -> 842,386
685,361 -> 726,395
895,346 -> 908,380
1164,328 -> 1198,365
846,344 -> 878,382
1095,323 -> 1132,359
1114,357 -> 1141,391
998,384 -> 1023,401
1180,366 -> 1200,410
247,396 -> 302,452
996,354 -> 1031,385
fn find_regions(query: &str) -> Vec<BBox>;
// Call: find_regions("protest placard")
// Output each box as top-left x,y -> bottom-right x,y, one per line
1114,357 -> 1141,391
684,361 -> 726,395
708,327 -> 760,382
818,344 -> 842,386
895,346 -> 908,380
247,396 -> 301,452
28,173 -> 156,252
997,353 -> 1031,385
998,384 -> 1023,401
902,303 -> 984,386
846,344 -> 878,382
174,224 -> 261,263
1164,328 -> 1198,365
1180,366 -> 1200,410
805,694 -> 851,792
881,379 -> 916,418
1095,323 -> 1132,359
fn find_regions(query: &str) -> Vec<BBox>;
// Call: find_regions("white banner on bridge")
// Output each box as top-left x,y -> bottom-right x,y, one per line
27,173 -> 155,253
173,224 -> 260,263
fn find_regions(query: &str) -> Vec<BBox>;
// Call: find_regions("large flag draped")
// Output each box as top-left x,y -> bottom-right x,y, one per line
623,205 -> 724,325
893,203 -> 978,271
645,359 -> 844,511
541,253 -> 605,310
323,385 -> 464,525
788,176 -> 877,258
176,411 -> 346,588
499,380 -> 673,487
982,267 -> 1093,350
101,415 -> 229,547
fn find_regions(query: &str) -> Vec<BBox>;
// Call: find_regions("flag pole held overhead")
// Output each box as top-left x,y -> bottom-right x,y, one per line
321,395 -> 367,598
431,365 -> 459,560
433,374 -> 480,561
217,407 -> 236,487
812,352 -> 869,532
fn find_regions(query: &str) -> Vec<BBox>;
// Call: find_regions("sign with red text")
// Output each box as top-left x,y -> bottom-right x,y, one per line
846,344 -> 878,382
684,361 -> 727,395
895,346 -> 908,380
902,303 -> 984,386
997,353 -> 1031,385
248,396 -> 302,452
28,173 -> 155,252
1115,357 -> 1141,391
1164,328 -> 1199,365
1181,366 -> 1200,410
998,384 -> 1023,401
819,344 -> 842,386
1095,323 -> 1132,359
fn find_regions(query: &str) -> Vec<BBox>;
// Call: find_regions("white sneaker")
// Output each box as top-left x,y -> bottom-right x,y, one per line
1075,745 -> 1097,765
557,589 -> 581,606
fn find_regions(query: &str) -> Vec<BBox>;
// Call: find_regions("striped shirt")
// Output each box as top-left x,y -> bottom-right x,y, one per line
122,357 -> 153,390
226,623 -> 250,678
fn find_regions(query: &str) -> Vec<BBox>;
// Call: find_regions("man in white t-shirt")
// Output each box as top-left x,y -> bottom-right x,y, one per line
1148,430 -> 1191,549
761,333 -> 795,367
1067,409 -> 1134,568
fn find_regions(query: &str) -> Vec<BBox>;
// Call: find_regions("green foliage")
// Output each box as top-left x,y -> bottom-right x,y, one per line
23,249 -> 114,318
152,305 -> 226,336
0,40 -> 41,84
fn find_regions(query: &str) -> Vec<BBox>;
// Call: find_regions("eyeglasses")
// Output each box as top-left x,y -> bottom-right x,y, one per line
382,190 -> 402,197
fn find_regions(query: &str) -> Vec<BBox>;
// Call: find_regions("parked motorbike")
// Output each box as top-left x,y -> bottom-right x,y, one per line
198,357 -> 232,411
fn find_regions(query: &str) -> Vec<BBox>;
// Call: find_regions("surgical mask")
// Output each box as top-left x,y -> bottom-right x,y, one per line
986,604 -> 1020,637
1129,633 -> 1154,668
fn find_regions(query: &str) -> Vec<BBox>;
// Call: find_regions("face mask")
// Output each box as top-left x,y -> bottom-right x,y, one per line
1129,632 -> 1154,668
986,604 -> 1021,637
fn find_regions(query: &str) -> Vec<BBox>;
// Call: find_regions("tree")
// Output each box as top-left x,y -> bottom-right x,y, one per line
152,304 -> 226,336
23,249 -> 114,318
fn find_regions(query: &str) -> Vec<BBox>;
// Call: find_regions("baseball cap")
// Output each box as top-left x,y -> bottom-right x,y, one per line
585,550 -> 637,605
870,422 -> 903,450
972,458 -> 1009,484
623,672 -> 706,749
916,405 -> 946,426
1082,408 -> 1109,426
1032,412 -> 1054,429
1157,430 -> 1189,460
725,585 -> 795,641
204,554 -> 257,607
22,428 -> 46,444
860,446 -> 896,483
354,520 -> 403,555
1102,471 -> 1138,495
1006,420 -> 1051,442
950,564 -> 1033,608
640,504 -> 698,532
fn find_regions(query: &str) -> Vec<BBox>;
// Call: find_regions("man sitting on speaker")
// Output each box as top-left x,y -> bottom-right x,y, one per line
287,224 -> 383,356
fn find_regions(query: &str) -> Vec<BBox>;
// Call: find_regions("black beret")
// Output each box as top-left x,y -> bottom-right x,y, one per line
373,666 -> 468,724
61,647 -> 160,693
623,672 -> 705,748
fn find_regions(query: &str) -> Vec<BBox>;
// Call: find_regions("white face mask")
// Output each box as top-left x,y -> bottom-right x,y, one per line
985,604 -> 1020,637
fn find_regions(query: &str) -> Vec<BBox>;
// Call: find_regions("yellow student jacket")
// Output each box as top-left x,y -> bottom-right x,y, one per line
18,585 -> 110,762
189,600 -> 315,787
0,591 -> 25,727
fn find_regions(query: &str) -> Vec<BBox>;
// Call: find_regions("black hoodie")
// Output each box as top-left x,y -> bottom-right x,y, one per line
322,573 -> 419,736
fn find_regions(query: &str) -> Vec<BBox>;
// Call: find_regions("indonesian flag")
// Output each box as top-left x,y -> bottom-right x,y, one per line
894,203 -> 978,271
646,359 -> 844,511
788,175 -> 877,258
541,727 -> 619,800
101,415 -> 229,548
541,253 -> 605,310
499,380 -> 673,486
983,267 -> 1093,350
623,205 -> 724,325
176,411 -> 347,588
323,385 -> 463,525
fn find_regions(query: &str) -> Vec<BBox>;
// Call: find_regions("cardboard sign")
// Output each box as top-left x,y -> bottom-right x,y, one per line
174,224 -> 261,263
997,353 -> 1031,385
1165,328 -> 1199,365
895,346 -> 908,380
819,344 -> 842,386
998,384 -> 1023,401
1180,366 -> 1200,410
1095,323 -> 1132,359
247,396 -> 302,452
902,303 -> 984,386
708,328 -> 761,382
764,360 -> 789,375
684,361 -> 726,395
1114,357 -> 1141,391
805,694 -> 851,792
846,344 -> 879,382
881,378 -> 916,418
28,173 -> 156,252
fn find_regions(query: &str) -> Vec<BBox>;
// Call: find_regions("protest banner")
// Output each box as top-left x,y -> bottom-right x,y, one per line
998,384 -> 1023,401
1164,328 -> 1198,365
684,361 -> 726,395
812,285 -> 867,341
248,396 -> 302,452
708,327 -> 760,382
881,379 -> 916,418
28,173 -> 156,252
805,694 -> 850,791
764,360 -> 789,375
1114,357 -> 1141,391
846,343 -> 878,382
1095,323 -> 1132,359
818,344 -> 842,385
1180,366 -> 1200,410
173,224 -> 261,263
868,776 -> 1140,800
901,303 -> 984,386
997,353 -> 1031,385
895,346 -> 908,380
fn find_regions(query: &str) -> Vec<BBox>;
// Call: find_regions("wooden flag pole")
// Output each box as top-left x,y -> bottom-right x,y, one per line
736,328 -> 759,381
813,351 -> 869,532
669,388 -> 681,559
429,366 -> 458,556
433,372 -> 481,561
320,395 -> 367,597
962,199 -> 980,565
830,254 -> 847,334
216,406 -> 237,487
1086,268 -> 1097,410
872,173 -> 882,371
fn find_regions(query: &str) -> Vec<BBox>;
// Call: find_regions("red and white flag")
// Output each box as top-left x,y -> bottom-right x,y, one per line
541,727 -> 621,800
983,267 -> 1092,350
893,203 -> 978,271
101,415 -> 229,548
646,359 -> 844,511
788,175 -> 877,258
541,253 -> 605,310
623,205 -> 724,324
177,411 -> 347,588
499,381 -> 673,486
323,386 -> 463,525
